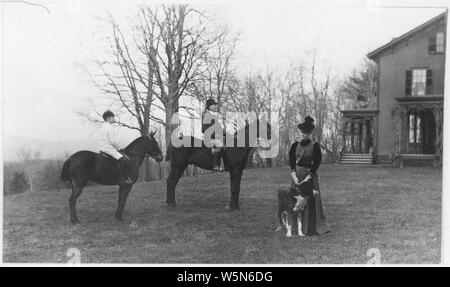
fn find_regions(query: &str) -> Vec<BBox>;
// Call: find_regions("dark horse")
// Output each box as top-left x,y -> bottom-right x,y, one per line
61,132 -> 163,223
166,118 -> 271,210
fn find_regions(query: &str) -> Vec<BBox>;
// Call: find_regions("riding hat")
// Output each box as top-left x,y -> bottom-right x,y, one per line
297,116 -> 315,133
102,110 -> 115,121
206,99 -> 218,110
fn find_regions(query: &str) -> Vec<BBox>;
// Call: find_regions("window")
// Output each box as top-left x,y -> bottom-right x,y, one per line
405,69 -> 433,96
412,69 -> 426,96
429,32 -> 445,53
436,32 -> 444,53
409,112 -> 421,144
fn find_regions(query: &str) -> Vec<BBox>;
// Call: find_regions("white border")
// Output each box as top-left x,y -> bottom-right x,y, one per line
1,0 -> 449,267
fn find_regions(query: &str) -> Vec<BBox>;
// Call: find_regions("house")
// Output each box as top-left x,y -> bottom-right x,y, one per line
340,11 -> 446,167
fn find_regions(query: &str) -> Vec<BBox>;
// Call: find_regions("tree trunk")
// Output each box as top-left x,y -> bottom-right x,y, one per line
164,104 -> 177,179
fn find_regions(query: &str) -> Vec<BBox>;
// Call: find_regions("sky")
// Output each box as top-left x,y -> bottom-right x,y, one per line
1,0 -> 447,142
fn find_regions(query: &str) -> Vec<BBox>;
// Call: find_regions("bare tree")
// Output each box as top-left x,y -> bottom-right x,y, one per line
275,64 -> 302,165
16,147 -> 41,192
254,65 -> 278,167
192,25 -> 238,113
141,6 -> 225,152
338,58 -> 378,109
81,11 -> 161,180
82,4 -> 228,178
225,72 -> 271,168
309,51 -> 333,145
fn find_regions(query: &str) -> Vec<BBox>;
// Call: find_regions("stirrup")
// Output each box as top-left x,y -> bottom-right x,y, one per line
119,177 -> 133,185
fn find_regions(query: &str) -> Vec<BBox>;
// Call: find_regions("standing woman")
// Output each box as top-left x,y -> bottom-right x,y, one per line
289,116 -> 330,235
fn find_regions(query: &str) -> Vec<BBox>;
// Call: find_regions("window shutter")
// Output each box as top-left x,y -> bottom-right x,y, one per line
428,36 -> 437,52
426,69 -> 433,95
405,70 -> 412,96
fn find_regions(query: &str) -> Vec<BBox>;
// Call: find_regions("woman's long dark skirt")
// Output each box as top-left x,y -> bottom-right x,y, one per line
292,167 -> 330,235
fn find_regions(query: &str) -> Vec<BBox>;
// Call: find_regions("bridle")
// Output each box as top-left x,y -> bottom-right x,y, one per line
122,132 -> 159,159
123,152 -> 151,158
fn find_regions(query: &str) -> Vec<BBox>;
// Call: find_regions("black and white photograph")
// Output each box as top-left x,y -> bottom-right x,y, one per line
0,0 -> 449,266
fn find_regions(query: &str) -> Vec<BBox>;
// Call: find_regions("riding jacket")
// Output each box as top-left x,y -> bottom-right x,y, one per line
100,122 -> 124,160
202,110 -> 224,147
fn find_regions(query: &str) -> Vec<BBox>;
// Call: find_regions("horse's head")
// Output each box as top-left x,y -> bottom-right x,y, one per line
143,130 -> 163,162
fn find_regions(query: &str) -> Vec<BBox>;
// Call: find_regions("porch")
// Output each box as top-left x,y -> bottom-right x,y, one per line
395,96 -> 443,168
340,109 -> 378,165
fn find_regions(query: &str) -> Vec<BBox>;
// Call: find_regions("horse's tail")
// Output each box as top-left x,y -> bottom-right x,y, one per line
165,143 -> 171,161
61,158 -> 71,181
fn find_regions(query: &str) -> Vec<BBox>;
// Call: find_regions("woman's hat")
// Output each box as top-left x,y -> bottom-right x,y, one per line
102,110 -> 115,121
206,98 -> 218,110
297,116 -> 315,133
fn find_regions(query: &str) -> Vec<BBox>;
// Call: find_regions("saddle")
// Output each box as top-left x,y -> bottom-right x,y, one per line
100,151 -> 116,160
100,151 -> 129,161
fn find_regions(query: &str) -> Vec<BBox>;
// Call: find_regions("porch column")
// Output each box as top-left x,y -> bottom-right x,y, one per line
400,107 -> 409,154
361,121 -> 367,153
398,108 -> 404,154
371,116 -> 376,159
350,121 -> 355,153
354,121 -> 360,153
358,121 -> 363,153
434,106 -> 443,161
341,118 -> 347,153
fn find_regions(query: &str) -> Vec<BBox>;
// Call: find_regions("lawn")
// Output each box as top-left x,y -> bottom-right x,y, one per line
2,165 -> 442,264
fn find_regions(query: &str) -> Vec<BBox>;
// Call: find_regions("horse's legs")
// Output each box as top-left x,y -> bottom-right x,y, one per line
115,184 -> 132,220
166,164 -> 187,207
229,167 -> 243,210
69,180 -> 86,224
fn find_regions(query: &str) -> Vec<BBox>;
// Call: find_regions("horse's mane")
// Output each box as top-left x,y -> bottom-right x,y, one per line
122,136 -> 146,152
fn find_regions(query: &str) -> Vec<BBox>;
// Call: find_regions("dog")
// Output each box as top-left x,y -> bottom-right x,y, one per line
276,181 -> 314,237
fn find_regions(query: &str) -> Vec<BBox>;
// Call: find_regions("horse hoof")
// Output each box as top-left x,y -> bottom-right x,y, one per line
71,219 -> 80,224
167,203 -> 177,208
227,205 -> 240,211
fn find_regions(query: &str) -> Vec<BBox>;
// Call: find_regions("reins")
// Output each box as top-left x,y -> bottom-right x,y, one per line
122,151 -> 151,158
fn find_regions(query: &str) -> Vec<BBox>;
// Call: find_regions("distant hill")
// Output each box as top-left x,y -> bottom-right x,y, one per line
3,134 -> 101,162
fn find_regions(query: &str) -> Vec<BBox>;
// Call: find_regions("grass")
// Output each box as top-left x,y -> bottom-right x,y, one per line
2,165 -> 442,264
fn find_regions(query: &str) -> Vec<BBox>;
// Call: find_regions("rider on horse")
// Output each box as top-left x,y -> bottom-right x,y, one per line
202,99 -> 224,172
100,110 -> 132,185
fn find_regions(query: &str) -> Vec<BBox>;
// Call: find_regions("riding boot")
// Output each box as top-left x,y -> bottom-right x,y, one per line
118,157 -> 132,185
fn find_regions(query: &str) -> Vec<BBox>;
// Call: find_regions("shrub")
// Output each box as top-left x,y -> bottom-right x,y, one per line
8,171 -> 29,195
35,159 -> 66,191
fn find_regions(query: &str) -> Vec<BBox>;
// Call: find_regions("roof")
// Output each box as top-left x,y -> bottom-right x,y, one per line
340,109 -> 379,116
395,96 -> 443,103
367,11 -> 447,60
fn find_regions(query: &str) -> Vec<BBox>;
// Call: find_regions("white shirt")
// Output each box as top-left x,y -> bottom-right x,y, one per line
100,122 -> 123,153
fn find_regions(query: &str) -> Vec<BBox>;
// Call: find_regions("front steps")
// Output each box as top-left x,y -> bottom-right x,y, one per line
340,153 -> 373,165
